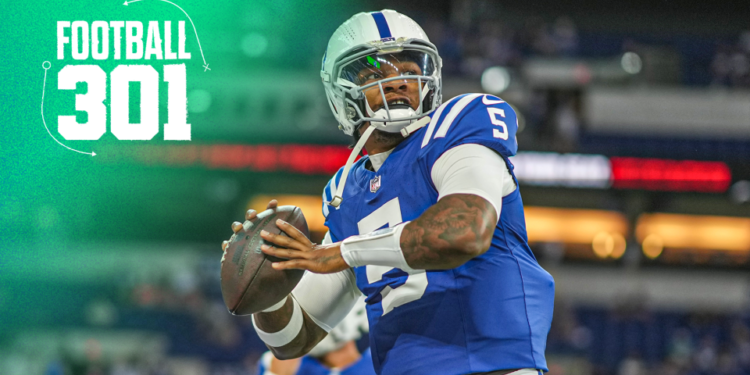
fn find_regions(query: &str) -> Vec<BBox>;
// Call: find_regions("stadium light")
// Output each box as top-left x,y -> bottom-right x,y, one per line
524,207 -> 629,246
621,52 -> 642,74
642,234 -> 664,259
592,232 -> 614,258
610,233 -> 627,259
481,66 -> 511,94
592,232 -> 627,259
637,213 -> 750,252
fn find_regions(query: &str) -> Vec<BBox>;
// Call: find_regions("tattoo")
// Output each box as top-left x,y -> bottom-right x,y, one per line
400,194 -> 496,269
317,254 -> 339,265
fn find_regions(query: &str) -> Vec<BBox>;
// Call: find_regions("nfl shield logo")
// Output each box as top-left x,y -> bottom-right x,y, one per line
370,176 -> 381,193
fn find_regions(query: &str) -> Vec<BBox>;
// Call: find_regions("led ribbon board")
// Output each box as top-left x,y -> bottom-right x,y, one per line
94,144 -> 734,193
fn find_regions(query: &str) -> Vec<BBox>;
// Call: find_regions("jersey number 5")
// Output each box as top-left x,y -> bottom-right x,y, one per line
487,107 -> 508,140
357,198 -> 428,315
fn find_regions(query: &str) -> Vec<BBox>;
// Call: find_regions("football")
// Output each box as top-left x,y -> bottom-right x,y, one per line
220,206 -> 308,315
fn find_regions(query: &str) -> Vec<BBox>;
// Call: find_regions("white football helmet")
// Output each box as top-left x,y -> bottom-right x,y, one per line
322,10 -> 443,207
321,10 -> 443,136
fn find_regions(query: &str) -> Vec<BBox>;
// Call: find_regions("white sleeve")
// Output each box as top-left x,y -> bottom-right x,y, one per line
291,232 -> 362,332
430,143 -> 516,222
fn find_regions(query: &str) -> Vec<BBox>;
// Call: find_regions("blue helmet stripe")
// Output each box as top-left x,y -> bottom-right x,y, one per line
371,12 -> 392,39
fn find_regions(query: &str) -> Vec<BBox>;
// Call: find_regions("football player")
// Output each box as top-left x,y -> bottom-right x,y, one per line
257,298 -> 375,375
226,9 -> 554,375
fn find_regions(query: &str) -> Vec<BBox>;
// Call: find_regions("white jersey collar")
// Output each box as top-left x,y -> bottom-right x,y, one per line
369,148 -> 394,172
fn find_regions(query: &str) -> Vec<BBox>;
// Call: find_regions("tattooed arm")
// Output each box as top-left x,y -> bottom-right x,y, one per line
261,144 -> 511,273
262,193 -> 497,272
397,144 -> 511,269
400,194 -> 497,269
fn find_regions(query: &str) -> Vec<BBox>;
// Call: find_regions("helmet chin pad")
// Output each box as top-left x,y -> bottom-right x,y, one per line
369,107 -> 418,132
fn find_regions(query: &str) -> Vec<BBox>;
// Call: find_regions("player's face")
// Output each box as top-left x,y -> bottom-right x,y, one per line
357,55 -> 423,113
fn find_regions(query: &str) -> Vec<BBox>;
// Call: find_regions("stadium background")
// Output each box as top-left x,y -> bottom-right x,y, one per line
2,0 -> 750,374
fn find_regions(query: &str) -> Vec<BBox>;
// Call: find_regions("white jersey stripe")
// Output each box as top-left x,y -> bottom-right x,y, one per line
322,190 -> 330,217
421,96 -> 458,148
433,93 -> 482,139
329,173 -> 338,197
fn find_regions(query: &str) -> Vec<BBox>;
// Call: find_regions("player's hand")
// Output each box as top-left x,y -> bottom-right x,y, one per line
260,219 -> 349,274
222,199 -> 278,252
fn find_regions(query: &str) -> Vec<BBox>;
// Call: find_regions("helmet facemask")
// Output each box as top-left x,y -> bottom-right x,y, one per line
328,40 -> 442,136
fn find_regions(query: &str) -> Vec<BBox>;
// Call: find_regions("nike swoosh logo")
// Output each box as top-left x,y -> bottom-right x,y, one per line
482,95 -> 505,105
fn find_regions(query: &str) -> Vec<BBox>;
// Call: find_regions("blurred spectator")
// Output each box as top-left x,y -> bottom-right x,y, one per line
110,358 -> 140,375
710,44 -> 733,86
693,335 -> 718,373
617,353 -> 646,375
196,301 -> 242,348
478,21 -> 521,67
711,31 -> 750,88
732,321 -> 750,372
552,96 -> 580,153
551,17 -> 579,56
669,328 -> 694,367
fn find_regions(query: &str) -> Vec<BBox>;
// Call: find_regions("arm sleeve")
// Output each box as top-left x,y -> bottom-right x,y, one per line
431,143 -> 516,223
291,231 -> 361,332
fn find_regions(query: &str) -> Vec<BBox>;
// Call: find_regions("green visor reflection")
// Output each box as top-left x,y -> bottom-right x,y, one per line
340,50 -> 435,86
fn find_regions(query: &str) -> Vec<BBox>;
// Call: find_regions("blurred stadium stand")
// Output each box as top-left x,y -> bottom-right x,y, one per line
3,0 -> 750,374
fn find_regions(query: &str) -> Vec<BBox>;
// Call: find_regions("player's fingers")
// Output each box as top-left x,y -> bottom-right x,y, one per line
271,259 -> 312,271
245,209 -> 257,221
275,219 -> 313,247
232,221 -> 243,233
261,244 -> 309,260
266,199 -> 278,210
260,230 -> 308,251
222,240 -> 229,251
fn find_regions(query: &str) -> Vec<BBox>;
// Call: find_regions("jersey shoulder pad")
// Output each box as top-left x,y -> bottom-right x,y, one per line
418,93 -> 518,165
322,165 -> 345,219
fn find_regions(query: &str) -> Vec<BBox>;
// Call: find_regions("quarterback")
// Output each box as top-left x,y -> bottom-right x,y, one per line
227,9 -> 555,375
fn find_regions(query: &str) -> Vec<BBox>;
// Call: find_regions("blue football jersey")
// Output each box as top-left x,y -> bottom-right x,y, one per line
322,94 -> 555,375
257,349 -> 376,375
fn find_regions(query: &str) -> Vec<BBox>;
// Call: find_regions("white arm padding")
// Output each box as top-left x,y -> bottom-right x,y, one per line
431,143 -> 516,223
291,231 -> 362,332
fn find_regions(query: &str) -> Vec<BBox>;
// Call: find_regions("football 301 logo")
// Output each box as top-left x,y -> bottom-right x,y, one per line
41,0 -> 208,156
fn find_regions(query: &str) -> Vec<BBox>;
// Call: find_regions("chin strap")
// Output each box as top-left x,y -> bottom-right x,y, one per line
399,116 -> 430,137
329,125 -> 376,208
329,117 -> 430,208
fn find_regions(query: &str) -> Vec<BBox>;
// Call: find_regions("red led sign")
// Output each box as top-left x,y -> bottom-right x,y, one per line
610,157 -> 731,193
